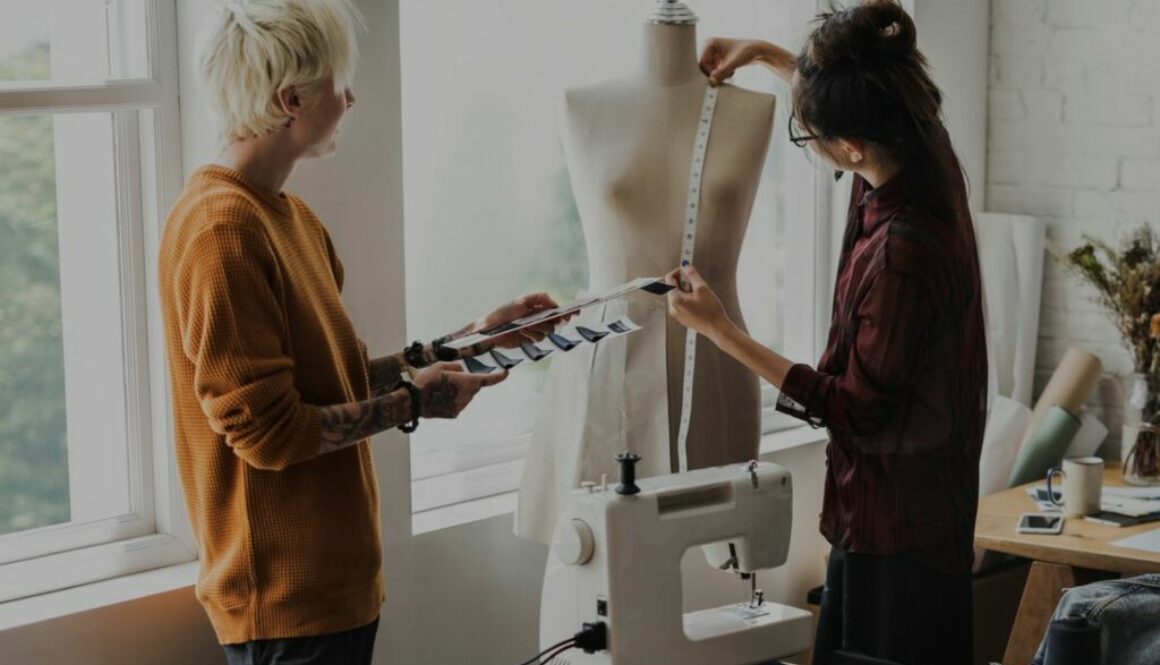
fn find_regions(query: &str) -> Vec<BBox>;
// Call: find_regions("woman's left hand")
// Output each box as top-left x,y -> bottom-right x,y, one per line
665,264 -> 733,342
475,292 -> 565,350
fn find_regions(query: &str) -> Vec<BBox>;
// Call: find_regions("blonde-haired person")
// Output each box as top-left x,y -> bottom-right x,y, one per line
159,1 -> 560,662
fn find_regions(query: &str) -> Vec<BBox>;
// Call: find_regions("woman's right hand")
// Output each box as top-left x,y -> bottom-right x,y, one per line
700,38 -> 771,85
700,38 -> 796,85
411,362 -> 507,419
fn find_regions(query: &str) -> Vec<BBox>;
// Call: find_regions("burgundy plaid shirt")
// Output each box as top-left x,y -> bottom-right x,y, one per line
777,175 -> 987,575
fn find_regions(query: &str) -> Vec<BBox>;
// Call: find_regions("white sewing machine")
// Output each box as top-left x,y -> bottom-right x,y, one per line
540,455 -> 814,664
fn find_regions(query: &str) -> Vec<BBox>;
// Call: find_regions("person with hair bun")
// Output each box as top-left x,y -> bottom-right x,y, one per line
665,2 -> 985,663
158,1 -> 563,662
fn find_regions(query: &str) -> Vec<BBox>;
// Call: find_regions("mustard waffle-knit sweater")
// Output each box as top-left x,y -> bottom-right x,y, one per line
159,165 -> 382,644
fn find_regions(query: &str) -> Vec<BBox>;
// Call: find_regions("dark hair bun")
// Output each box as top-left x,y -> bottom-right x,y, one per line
793,1 -> 967,226
807,0 -> 917,70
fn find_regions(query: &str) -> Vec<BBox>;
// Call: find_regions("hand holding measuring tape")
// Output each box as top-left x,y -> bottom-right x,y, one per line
665,264 -> 733,343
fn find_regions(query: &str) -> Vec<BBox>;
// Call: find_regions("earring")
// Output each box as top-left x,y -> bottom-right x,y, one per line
851,153 -> 863,163
284,117 -> 295,128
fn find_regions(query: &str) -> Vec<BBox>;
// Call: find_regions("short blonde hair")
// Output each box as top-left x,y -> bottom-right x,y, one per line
196,0 -> 362,146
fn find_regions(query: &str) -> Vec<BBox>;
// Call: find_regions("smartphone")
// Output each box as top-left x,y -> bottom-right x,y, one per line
1016,512 -> 1064,535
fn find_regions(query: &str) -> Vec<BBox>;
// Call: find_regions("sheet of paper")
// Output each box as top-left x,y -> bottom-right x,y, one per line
1026,486 -> 1061,512
1064,412 -> 1108,458
1111,527 -> 1160,554
1028,485 -> 1160,517
1101,496 -> 1160,517
444,277 -> 671,350
1104,486 -> 1160,501
606,317 -> 642,335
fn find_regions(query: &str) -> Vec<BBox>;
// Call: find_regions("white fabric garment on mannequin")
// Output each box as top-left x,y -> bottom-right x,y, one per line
515,18 -> 776,544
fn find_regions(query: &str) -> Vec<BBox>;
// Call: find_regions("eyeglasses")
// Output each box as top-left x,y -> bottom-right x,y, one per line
789,112 -> 846,181
788,113 -> 819,148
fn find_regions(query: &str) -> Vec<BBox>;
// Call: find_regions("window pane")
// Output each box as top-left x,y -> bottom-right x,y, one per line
0,110 -> 133,538
0,112 -> 68,535
0,0 -> 148,85
401,2 -> 816,458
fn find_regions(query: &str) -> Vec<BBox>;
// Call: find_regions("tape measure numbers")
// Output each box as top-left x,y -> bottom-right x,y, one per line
676,84 -> 719,472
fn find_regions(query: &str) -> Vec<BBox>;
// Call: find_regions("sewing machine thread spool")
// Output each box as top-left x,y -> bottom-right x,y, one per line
615,452 -> 642,495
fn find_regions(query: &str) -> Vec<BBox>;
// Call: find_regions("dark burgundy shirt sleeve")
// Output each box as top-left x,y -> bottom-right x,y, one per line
776,267 -> 933,437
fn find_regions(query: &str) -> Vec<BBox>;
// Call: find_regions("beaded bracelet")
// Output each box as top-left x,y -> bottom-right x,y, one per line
403,340 -> 428,368
394,381 -> 421,433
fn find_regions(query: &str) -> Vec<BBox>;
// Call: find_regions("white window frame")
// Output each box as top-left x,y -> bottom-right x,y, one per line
0,0 -> 193,603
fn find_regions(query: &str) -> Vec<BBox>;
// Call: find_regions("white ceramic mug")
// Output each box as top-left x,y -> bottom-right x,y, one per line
1047,456 -> 1103,517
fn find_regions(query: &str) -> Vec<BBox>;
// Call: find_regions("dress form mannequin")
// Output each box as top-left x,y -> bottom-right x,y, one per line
515,2 -> 776,544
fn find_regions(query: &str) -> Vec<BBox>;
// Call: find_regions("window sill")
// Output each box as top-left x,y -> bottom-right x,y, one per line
759,424 -> 830,455
0,560 -> 199,632
410,426 -> 829,537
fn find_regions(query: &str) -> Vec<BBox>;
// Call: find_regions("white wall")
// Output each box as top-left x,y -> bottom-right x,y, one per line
911,0 -> 992,213
986,0 -> 1160,456
0,588 -> 217,664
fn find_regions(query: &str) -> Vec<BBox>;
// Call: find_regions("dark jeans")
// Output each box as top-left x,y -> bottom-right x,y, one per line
813,547 -> 972,665
223,617 -> 379,665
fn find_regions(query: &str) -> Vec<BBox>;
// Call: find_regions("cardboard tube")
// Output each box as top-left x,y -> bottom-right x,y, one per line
1020,348 -> 1103,450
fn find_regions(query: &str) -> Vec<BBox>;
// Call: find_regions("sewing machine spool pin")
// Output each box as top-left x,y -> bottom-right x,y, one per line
615,452 -> 642,496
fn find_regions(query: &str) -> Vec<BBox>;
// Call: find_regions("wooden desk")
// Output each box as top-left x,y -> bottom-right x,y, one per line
975,466 -> 1160,664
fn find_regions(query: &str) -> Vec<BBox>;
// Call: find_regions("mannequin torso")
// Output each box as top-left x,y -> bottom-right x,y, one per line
562,22 -> 775,462
515,21 -> 775,544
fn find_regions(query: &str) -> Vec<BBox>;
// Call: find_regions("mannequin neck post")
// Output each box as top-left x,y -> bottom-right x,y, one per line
640,23 -> 702,86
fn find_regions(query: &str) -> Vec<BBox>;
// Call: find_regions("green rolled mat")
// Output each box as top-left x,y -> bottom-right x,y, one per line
1008,405 -> 1082,487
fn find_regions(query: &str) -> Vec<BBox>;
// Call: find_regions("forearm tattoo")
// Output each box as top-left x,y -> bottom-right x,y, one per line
319,389 -> 411,453
368,354 -> 407,397
421,374 -> 462,419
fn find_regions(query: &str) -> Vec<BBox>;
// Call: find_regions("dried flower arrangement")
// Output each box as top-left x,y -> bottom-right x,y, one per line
1061,226 -> 1160,483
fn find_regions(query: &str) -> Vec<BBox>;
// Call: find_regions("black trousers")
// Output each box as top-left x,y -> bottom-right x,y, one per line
813,547 -> 973,665
223,617 -> 379,665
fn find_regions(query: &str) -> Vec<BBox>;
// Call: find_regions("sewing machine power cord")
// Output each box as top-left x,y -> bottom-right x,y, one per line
516,622 -> 607,665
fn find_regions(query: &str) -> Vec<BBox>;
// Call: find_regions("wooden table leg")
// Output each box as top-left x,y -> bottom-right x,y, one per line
1002,561 -> 1115,665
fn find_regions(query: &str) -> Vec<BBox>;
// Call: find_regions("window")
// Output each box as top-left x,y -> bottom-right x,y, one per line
0,0 -> 189,602
401,1 -> 831,518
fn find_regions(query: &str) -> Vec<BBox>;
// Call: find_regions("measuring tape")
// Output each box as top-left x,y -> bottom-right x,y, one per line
675,84 -> 719,472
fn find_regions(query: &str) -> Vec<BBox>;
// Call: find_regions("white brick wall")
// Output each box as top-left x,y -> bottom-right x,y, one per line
986,0 -> 1160,456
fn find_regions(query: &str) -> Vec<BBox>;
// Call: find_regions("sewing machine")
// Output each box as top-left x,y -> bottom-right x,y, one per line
540,455 -> 814,664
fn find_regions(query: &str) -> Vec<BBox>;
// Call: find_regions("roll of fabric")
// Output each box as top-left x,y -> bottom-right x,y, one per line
1009,405 -> 1083,487
980,395 -> 1033,497
1020,348 -> 1102,451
